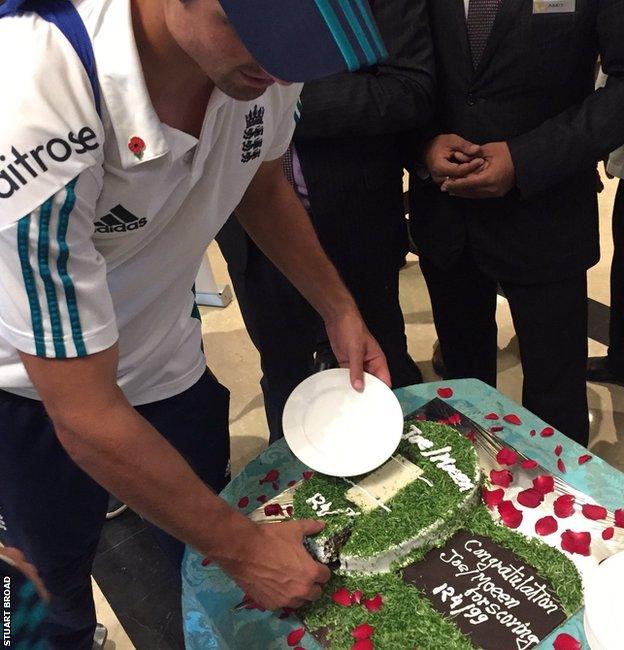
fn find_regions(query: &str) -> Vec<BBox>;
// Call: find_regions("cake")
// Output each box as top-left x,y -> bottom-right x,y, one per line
294,420 -> 482,573
291,418 -> 583,650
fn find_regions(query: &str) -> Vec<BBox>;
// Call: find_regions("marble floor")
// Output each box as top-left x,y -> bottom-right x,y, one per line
94,172 -> 622,649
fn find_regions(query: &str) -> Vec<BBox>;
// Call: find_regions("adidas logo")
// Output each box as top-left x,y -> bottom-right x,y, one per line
95,205 -> 147,233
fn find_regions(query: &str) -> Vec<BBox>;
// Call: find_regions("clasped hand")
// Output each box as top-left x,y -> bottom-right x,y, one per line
424,134 -> 516,199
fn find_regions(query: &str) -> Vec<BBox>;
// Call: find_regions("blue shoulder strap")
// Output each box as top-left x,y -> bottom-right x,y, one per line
0,0 -> 101,115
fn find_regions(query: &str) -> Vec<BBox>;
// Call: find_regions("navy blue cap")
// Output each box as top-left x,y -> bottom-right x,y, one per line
219,0 -> 388,82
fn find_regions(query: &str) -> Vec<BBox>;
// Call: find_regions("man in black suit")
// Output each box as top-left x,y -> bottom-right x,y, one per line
219,0 -> 435,441
410,0 -> 624,446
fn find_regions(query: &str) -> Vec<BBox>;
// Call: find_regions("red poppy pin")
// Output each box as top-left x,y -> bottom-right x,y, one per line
128,136 -> 146,159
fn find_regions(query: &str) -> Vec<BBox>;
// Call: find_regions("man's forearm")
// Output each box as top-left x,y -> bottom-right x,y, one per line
55,399 -> 254,561
235,164 -> 357,323
19,348 -> 254,564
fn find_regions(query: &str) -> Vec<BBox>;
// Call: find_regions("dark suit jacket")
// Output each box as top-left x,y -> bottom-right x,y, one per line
293,0 -> 435,276
410,0 -> 624,284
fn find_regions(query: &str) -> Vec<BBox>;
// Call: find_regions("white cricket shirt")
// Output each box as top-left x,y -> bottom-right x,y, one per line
0,0 -> 301,404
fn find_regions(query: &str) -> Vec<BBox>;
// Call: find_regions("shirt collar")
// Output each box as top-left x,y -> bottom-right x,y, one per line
93,0 -> 170,169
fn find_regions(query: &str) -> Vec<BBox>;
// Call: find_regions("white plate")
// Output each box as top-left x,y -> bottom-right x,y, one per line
282,368 -> 404,477
584,551 -> 624,650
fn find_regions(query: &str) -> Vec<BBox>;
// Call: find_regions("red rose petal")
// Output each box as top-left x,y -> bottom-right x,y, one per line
496,448 -> 519,466
561,530 -> 591,557
530,429 -> 536,437
521,459 -> 539,470
256,494 -> 268,503
288,480 -> 297,487
351,590 -> 363,604
351,624 -> 374,640
578,454 -> 593,465
535,516 -> 558,536
331,587 -> 352,607
490,469 -> 513,488
201,557 -> 212,567
303,471 -> 314,480
237,496 -> 250,508
465,431 -> 477,444
540,426 -> 555,437
447,413 -> 461,426
553,494 -> 576,518
553,632 -> 581,650
582,504 -> 607,521
263,503 -> 283,517
482,488 -> 505,509
287,628 -> 305,647
554,444 -> 563,457
517,488 -> 544,509
603,527 -> 615,541
532,475 -> 555,495
498,500 -> 523,529
490,426 -> 504,433
557,458 -> 567,474
503,414 -> 522,425
437,387 -> 453,398
259,469 -> 279,485
286,506 -> 294,517
352,640 -> 374,650
485,412 -> 500,420
363,593 -> 383,612
615,509 -> 624,528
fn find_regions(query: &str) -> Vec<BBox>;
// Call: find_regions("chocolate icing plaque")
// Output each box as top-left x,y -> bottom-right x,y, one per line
402,531 -> 567,650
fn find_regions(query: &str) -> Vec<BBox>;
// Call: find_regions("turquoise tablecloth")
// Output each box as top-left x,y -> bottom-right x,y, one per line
182,379 -> 624,649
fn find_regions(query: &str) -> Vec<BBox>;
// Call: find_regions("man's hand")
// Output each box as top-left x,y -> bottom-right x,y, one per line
19,346 -> 329,612
219,520 -> 331,610
424,134 -> 485,185
324,308 -> 391,391
236,159 -> 391,391
441,142 -> 516,198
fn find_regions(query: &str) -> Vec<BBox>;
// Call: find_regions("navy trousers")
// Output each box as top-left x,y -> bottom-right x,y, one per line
420,249 -> 589,446
0,371 -> 231,649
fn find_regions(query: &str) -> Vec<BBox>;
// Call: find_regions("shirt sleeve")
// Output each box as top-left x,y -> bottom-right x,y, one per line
0,168 -> 118,359
0,13 -> 104,229
265,86 -> 304,161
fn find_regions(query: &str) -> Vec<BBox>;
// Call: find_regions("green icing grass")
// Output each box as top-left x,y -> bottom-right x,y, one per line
293,421 -> 480,558
302,506 -> 583,649
302,572 -> 474,650
295,421 -> 583,649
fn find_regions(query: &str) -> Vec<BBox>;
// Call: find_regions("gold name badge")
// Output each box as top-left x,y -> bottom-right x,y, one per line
533,0 -> 576,13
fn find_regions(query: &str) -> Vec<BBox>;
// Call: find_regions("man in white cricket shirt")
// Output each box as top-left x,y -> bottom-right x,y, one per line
0,0 -> 391,647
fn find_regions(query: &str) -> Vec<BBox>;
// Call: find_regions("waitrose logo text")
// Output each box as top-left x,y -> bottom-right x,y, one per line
0,127 -> 100,199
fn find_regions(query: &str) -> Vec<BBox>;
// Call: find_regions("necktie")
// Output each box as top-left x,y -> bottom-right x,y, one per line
467,0 -> 502,69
